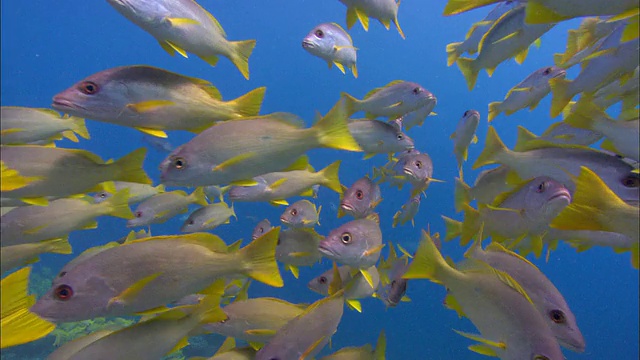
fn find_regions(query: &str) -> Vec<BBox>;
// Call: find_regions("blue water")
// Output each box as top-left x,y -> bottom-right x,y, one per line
1,1 -> 638,359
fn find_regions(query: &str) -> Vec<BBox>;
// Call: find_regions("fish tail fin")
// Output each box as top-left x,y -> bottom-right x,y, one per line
403,229 -> 453,284
549,77 -> 572,118
446,42 -> 462,66
460,205 -> 481,246
1,267 -> 55,348
102,189 -> 134,219
453,177 -> 471,213
191,281 -> 227,324
319,161 -> 342,194
487,102 -> 501,122
238,227 -> 283,287
373,330 -> 386,360
313,99 -> 362,152
473,126 -> 507,169
456,57 -> 478,90
69,116 -> 90,140
229,39 -> 256,80
113,148 -> 152,185
563,99 -> 600,130
631,244 -> 639,269
230,87 -> 266,117
442,215 -> 463,242
190,187 -> 209,206
43,237 -> 73,255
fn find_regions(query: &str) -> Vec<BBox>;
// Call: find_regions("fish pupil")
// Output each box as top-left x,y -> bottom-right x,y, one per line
397,134 -> 404,140
622,175 -> 639,188
412,87 -> 421,94
415,161 -> 422,169
173,157 -> 185,169
135,211 -> 143,218
341,232 -> 352,244
536,181 -> 546,193
79,81 -> 98,95
315,29 -> 324,38
188,220 -> 194,225
544,67 -> 551,75
549,309 -> 566,323
355,190 -> 364,200
291,208 -> 297,216
463,110 -> 469,117
54,284 -> 73,300
319,276 -> 327,284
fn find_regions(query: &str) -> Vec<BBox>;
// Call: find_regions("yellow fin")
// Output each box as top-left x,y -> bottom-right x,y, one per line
454,330 -> 506,350
355,8 -> 369,31
245,329 -> 277,336
230,179 -> 259,186
167,17 -> 200,27
269,199 -> 289,206
268,178 -> 288,190
333,61 -> 346,74
524,0 -> 569,23
165,40 -> 188,58
346,299 -> 362,312
134,127 -> 168,138
286,264 -> 300,279
213,152 -> 257,172
127,100 -> 175,113
107,273 -> 161,307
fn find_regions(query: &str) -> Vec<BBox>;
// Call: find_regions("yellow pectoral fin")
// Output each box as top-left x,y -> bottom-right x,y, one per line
213,152 -> 257,172
288,251 -> 313,258
454,330 -> 506,350
492,30 -> 521,45
22,224 -> 48,235
230,179 -> 259,186
166,17 -> 201,27
0,128 -> 25,135
127,100 -> 175,113
359,267 -> 378,288
268,178 -> 288,190
108,273 -> 162,308
245,329 -> 277,336
269,199 -> 289,206
134,127 -> 168,138
286,264 -> 300,279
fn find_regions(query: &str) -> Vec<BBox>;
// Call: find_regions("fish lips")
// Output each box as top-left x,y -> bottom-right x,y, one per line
317,241 -> 338,259
548,188 -> 572,203
51,96 -> 82,112
301,40 -> 315,49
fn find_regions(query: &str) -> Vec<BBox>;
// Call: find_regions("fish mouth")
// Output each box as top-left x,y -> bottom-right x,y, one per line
552,69 -> 567,79
340,203 -> 354,212
557,336 -> 586,353
51,97 -> 82,111
301,40 -> 315,49
317,242 -> 336,258
279,216 -> 290,224
548,189 -> 571,203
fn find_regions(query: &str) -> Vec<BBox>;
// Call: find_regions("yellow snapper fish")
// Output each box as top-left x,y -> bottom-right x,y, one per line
0,161 -> 41,193
52,65 -> 265,138
47,290 -> 226,360
446,1 -> 522,66
302,23 -> 358,78
555,17 -> 625,67
280,199 -> 321,228
342,80 -> 437,120
589,66 -> 639,111
31,228 -> 283,322
450,109 -> 480,169
0,146 -> 150,205
127,187 -> 208,228
159,99 -> 361,187
404,231 -> 565,360
563,100 -> 639,161
514,124 -> 603,150
468,241 -> 585,352
0,238 -> 72,275
339,0 -> 405,39
93,181 -> 166,205
348,118 -> 415,159
252,219 -> 273,241
375,241 -> 412,308
339,176 -> 382,219
319,330 -> 386,360
200,297 -> 306,344
0,107 -> 89,145
549,24 -> 639,117
487,66 -> 566,122
308,264 -> 380,312
456,4 -> 555,90
392,194 -> 421,228
106,0 -> 256,79
1,267 -> 55,349
474,126 -> 639,204
276,228 -> 324,278
1,190 -> 133,247
180,201 -> 237,233
255,290 -> 345,360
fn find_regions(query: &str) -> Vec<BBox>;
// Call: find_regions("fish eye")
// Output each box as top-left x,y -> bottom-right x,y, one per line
355,189 -> 364,200
78,81 -> 99,95
543,67 -> 552,75
219,317 -> 228,324
318,276 -> 327,284
415,161 -> 422,169
396,134 -> 404,140
54,284 -> 74,301
258,227 -> 264,234
412,87 -> 422,95
188,220 -> 194,225
315,29 -> 324,38
536,181 -> 547,193
173,157 -> 186,169
135,211 -> 143,218
463,110 -> 469,117
549,309 -> 566,324
99,193 -> 107,198
341,232 -> 352,244
622,174 -> 639,188
290,208 -> 298,216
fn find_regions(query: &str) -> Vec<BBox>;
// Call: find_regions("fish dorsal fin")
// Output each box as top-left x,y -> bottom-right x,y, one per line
201,85 -> 223,100
130,233 -> 228,253
330,22 -> 352,43
373,329 -> 386,360
269,112 -> 306,127
485,241 -> 538,269
66,148 -> 105,164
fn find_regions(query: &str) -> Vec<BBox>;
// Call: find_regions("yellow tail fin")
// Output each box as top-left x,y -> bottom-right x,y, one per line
229,39 -> 256,80
319,161 -> 342,194
113,148 -> 151,185
102,189 -> 134,219
189,187 -> 209,206
473,126 -> 508,169
231,87 -> 266,117
446,42 -> 462,66
403,230 -> 453,284
69,116 -> 90,140
239,227 -> 283,287
43,237 -> 73,255
456,57 -> 478,91
313,99 -> 362,152
487,102 -> 501,122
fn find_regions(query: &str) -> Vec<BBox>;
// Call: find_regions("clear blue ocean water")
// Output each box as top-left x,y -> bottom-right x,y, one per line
1,1 -> 638,359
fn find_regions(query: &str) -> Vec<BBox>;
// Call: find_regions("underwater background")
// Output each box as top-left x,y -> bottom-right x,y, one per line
1,1 -> 638,359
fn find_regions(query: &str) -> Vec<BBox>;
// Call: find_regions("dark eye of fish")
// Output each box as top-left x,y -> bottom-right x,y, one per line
396,134 -> 404,140
412,87 -> 422,94
318,276 -> 327,284
621,174 -> 639,188
54,284 -> 74,301
79,81 -> 99,95
463,110 -> 469,117
549,309 -> 566,323
259,227 -> 264,234
415,161 -> 422,169
173,157 -> 186,169
543,67 -> 552,75
188,220 -> 195,225
315,29 -> 324,38
355,189 -> 364,200
536,181 -> 547,193
99,193 -> 107,198
341,232 -> 352,244
135,211 -> 143,218
290,208 -> 298,216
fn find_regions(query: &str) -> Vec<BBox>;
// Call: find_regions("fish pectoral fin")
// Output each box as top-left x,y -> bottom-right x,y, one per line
244,329 -> 277,336
108,273 -> 162,308
385,101 -> 403,109
164,40 -> 188,58
484,204 -> 522,213
166,17 -> 201,27
22,224 -> 48,235
346,299 -> 363,312
468,344 -> 500,357
127,100 -> 175,113
300,336 -> 328,360
134,305 -> 171,316
269,199 -> 289,206
288,251 -> 314,258
212,152 -> 257,172
454,330 -> 506,350
0,128 -> 25,135
333,61 -> 346,74
492,30 -> 521,45
359,267 -> 378,288
134,127 -> 168,138
268,178 -> 288,190
229,179 -> 259,186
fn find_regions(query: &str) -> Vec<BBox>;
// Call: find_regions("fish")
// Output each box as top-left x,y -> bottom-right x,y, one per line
52,65 -> 265,137
128,188 -> 208,228
474,126 -> 639,204
376,242 -> 411,308
1,189 -> 133,246
392,194 -> 421,228
469,166 -> 513,205
319,330 -> 386,360
0,146 -> 150,205
555,17 -> 625,67
348,118 -> 415,158
385,152 -> 438,196
549,25 -> 640,117
252,219 -> 273,241
450,109 -> 480,169
514,123 -> 603,149
228,161 -> 343,204
181,201 -> 236,233
49,290 -> 226,360
318,215 -> 384,271
31,228 -> 283,322
106,0 -> 257,79
398,103 -> 438,130
201,297 -> 305,343
456,5 -> 555,90
339,0 -> 405,38
302,23 -> 358,77
1,267 -> 55,349
341,80 -> 437,120
280,199 -> 321,228
276,228 -> 324,278
339,176 -> 382,219
255,291 -> 345,360
142,134 -> 174,153
308,264 -> 380,312
590,66 -> 639,111
92,181 -> 166,205
0,161 -> 41,193
0,107 -> 89,145
468,241 -> 585,352
446,1 -> 522,66
563,99 -> 639,161
0,238 -> 72,275
404,230 -> 565,360
159,99 -> 361,187
203,185 -> 231,203
488,66 -> 566,122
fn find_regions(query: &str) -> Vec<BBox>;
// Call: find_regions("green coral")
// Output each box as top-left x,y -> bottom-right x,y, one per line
50,316 -> 137,347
